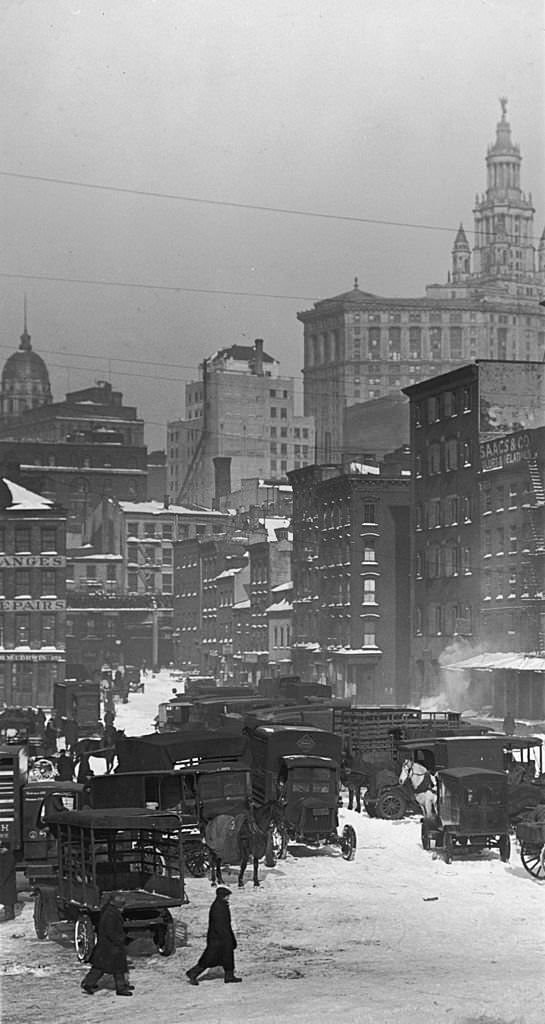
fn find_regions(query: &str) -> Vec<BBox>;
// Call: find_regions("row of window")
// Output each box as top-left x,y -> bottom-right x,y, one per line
414,604 -> 472,637
416,546 -> 471,578
415,388 -> 472,426
483,569 -> 539,601
416,495 -> 472,530
481,481 -> 521,513
0,614 -> 58,646
0,569 -> 60,596
127,521 -> 174,539
0,528 -> 59,553
482,523 -> 533,556
417,439 -> 473,476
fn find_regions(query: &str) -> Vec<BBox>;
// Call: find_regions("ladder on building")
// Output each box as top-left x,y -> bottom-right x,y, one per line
528,458 -> 545,506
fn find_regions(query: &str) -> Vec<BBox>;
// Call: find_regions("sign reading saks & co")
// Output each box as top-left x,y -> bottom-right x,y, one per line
0,599 -> 66,612
0,555 -> 66,568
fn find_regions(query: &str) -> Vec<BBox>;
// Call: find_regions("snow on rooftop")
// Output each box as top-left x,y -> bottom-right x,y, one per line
271,580 -> 293,593
1,478 -> 55,512
119,499 -> 228,517
266,598 -> 293,613
349,462 -> 381,475
260,516 -> 291,542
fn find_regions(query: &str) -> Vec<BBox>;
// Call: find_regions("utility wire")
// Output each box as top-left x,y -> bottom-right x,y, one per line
2,169 -> 543,243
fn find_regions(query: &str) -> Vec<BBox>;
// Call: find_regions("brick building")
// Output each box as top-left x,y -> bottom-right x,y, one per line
0,476 -> 66,707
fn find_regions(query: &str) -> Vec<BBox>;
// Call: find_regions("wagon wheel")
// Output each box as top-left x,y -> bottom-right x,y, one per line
375,789 -> 407,820
184,842 -> 211,878
271,823 -> 288,860
443,831 -> 453,865
156,912 -> 176,956
341,824 -> 357,861
498,833 -> 511,863
33,888 -> 50,940
74,913 -> 96,963
519,841 -> 545,880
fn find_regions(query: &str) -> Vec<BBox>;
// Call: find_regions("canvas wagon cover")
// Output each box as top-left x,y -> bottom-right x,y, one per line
116,727 -> 248,771
44,804 -> 182,832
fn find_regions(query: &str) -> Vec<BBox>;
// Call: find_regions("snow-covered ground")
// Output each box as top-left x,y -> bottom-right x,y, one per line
3,672 -> 545,1024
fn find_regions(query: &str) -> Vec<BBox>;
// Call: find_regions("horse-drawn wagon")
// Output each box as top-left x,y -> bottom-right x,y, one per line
33,806 -> 185,961
244,724 -> 356,861
516,810 -> 545,880
421,767 -> 511,864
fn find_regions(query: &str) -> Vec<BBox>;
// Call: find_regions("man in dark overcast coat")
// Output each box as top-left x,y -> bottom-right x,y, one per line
81,892 -> 132,996
186,886 -> 242,984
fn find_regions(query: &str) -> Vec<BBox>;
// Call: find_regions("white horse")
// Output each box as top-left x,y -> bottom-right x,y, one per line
399,759 -> 437,818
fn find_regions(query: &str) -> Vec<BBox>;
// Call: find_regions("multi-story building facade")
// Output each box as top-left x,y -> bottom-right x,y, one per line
242,518 -> 292,684
167,339 -> 314,506
288,452 -> 411,702
0,476 -> 66,707
299,102 -> 545,462
0,380 -> 147,533
403,360 -> 545,712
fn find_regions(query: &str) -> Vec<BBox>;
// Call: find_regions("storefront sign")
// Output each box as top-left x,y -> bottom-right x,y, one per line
0,598 -> 65,611
0,652 -> 65,661
0,555 -> 65,568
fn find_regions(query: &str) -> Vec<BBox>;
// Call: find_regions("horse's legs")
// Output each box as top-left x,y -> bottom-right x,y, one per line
347,785 -> 354,810
355,787 -> 362,813
210,853 -> 224,887
252,856 -> 260,887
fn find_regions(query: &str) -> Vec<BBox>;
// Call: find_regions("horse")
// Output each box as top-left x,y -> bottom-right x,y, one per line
399,759 -> 437,818
204,800 -> 282,888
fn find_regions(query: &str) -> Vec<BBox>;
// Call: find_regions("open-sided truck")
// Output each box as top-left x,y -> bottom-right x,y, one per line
33,806 -> 185,962
244,724 -> 356,860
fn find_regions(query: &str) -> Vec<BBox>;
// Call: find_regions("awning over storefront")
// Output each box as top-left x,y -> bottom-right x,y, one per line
446,652 -> 545,673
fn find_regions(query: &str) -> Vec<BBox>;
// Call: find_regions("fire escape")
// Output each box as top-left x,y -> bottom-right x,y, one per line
521,457 -> 545,653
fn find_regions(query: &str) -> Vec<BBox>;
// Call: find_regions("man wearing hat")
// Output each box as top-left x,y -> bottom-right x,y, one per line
186,886 -> 242,985
81,892 -> 133,996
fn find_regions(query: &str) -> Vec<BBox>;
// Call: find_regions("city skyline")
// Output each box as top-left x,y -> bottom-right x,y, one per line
1,0 -> 544,448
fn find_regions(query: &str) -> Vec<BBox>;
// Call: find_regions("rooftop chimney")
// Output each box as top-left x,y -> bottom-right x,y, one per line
213,457 -> 232,508
254,338 -> 264,376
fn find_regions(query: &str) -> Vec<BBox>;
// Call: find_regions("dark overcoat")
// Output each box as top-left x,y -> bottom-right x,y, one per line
0,847 -> 17,907
89,901 -> 128,974
199,897 -> 237,970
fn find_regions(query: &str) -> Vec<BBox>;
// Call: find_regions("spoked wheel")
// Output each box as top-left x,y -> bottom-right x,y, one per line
498,833 -> 511,863
184,842 -> 211,877
156,912 -> 176,956
341,824 -> 357,861
375,789 -> 407,820
33,889 -> 50,940
271,824 -> 288,860
75,913 -> 96,963
520,841 -> 545,880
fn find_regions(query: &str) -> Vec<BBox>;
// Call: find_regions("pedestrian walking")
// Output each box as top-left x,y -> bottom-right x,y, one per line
81,893 -> 133,996
186,886 -> 242,985
0,842 -> 17,922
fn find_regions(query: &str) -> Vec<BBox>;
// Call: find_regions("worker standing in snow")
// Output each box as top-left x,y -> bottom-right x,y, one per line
186,887 -> 242,985
0,842 -> 17,921
81,893 -> 133,996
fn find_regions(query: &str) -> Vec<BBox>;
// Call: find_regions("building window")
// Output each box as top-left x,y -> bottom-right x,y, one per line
415,607 -> 423,635
14,570 -> 31,596
415,505 -> 423,530
363,539 -> 376,562
128,521 -> 139,536
415,552 -> 423,579
462,495 -> 472,522
144,523 -> 156,537
270,407 -> 277,418
445,439 -> 458,471
444,391 -> 458,417
508,483 -> 518,507
162,574 -> 173,593
280,408 -> 287,420
41,570 -> 56,595
362,621 -> 376,647
462,387 -> 472,412
106,564 -> 117,581
16,614 -> 30,645
41,614 -> 56,645
41,528 -> 57,552
362,578 -> 376,604
15,529 -> 31,553
127,544 -> 138,564
428,444 -> 441,474
427,396 -> 440,422
363,503 -> 376,524
86,565 -> 97,580
462,441 -> 472,466
162,524 -> 173,540
128,572 -> 138,591
428,499 -> 441,529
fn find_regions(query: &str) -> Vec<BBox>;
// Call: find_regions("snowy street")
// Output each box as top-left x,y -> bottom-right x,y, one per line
2,674 -> 545,1024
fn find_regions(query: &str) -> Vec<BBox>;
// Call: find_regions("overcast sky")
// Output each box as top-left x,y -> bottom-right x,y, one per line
1,0 -> 543,448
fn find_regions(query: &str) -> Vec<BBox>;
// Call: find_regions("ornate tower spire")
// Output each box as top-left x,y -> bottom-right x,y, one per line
452,223 -> 471,282
20,294 -> 31,351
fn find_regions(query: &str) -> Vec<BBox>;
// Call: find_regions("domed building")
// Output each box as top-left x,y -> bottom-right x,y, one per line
0,315 -> 52,422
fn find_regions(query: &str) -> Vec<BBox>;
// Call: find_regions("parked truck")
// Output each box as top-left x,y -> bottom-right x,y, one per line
53,678 -> 102,738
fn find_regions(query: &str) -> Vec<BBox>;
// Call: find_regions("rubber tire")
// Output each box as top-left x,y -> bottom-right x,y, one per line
341,824 -> 357,861
33,889 -> 49,940
499,834 -> 511,863
157,913 -> 176,956
75,913 -> 96,963
375,790 -> 407,820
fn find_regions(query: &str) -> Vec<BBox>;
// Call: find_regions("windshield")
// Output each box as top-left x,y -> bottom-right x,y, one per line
290,767 -> 335,795
199,772 -> 248,801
